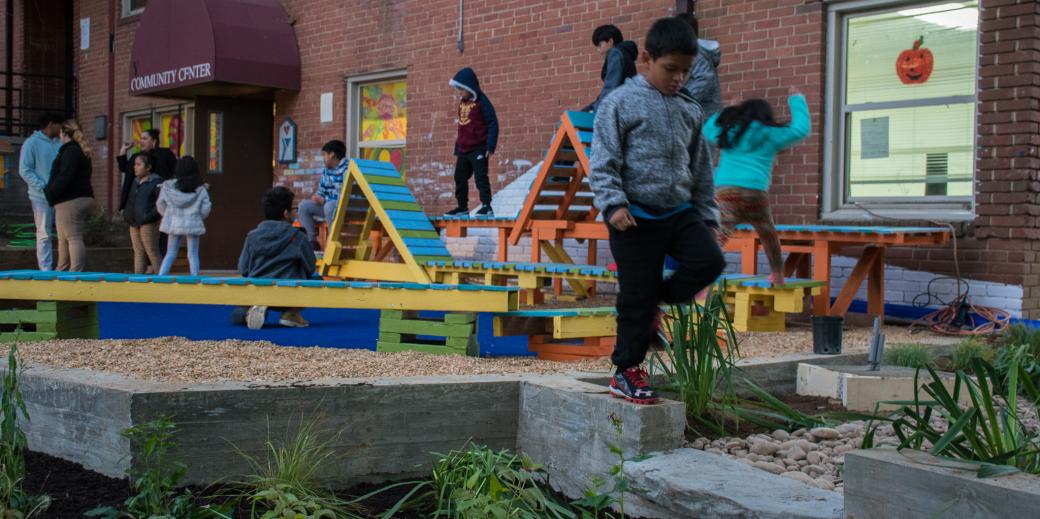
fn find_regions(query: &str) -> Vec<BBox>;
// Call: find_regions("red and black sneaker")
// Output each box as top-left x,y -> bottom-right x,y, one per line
609,366 -> 658,404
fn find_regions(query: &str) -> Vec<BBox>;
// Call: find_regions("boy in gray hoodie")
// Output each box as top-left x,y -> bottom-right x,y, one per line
590,17 -> 726,404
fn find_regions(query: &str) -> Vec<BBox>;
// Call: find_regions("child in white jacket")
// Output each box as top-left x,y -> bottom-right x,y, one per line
157,156 -> 211,276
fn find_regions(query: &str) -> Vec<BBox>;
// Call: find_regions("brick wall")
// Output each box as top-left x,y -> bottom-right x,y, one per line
976,0 -> 1040,316
695,0 -> 1040,318
272,0 -> 675,211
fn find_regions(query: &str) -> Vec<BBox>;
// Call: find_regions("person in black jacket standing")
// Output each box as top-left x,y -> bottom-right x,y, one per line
582,25 -> 639,112
118,128 -> 177,212
44,120 -> 95,272
123,153 -> 164,274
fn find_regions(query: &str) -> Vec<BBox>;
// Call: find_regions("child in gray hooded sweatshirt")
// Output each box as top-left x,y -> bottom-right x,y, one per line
590,17 -> 726,405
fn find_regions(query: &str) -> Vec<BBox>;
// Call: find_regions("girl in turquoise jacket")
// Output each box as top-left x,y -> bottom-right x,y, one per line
703,87 -> 811,286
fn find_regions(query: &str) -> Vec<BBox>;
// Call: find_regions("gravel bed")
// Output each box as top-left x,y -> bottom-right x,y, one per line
15,325 -> 949,384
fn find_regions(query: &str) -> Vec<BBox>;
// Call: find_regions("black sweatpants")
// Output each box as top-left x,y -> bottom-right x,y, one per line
454,150 -> 492,208
608,209 -> 726,370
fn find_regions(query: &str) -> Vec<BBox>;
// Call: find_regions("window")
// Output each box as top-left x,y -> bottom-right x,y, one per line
824,1 -> 978,220
207,111 -> 223,174
122,0 -> 148,17
121,105 -> 193,157
346,71 -> 407,176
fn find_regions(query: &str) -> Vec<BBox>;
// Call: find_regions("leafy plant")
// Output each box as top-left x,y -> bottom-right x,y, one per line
884,344 -> 934,369
650,285 -> 829,434
951,337 -> 995,372
0,345 -> 50,518
994,324 -> 1040,390
429,443 -> 575,519
230,415 -> 362,519
650,286 -> 740,432
87,417 -> 228,518
876,358 -> 1040,478
570,413 -> 650,519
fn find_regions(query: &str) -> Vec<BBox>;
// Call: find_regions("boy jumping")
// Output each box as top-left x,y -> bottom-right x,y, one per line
446,67 -> 498,216
589,17 -> 726,404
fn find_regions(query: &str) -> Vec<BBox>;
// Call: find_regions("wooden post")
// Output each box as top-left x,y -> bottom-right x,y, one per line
812,240 -> 832,316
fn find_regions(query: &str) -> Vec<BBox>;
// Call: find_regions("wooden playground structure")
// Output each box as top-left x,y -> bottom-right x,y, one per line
0,109 -> 950,360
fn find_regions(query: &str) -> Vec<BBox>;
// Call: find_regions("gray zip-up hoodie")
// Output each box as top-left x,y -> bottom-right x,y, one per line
589,75 -> 718,224
685,39 -> 723,117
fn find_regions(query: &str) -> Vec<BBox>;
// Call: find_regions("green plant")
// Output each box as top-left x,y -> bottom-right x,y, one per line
650,286 -> 828,434
995,325 -> 1040,390
231,415 -> 361,519
87,417 -> 228,518
650,286 -> 740,432
0,345 -> 50,518
82,207 -> 127,247
951,337 -> 995,372
876,358 -> 1040,477
570,414 -> 650,519
429,443 -> 575,519
884,344 -> 934,369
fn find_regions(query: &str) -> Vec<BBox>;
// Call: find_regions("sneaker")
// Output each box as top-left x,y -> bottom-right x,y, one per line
475,205 -> 494,216
609,366 -> 658,404
246,305 -> 268,330
279,309 -> 310,328
445,206 -> 468,216
768,272 -> 786,287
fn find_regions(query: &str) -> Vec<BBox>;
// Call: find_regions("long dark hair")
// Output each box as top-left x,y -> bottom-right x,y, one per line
173,156 -> 204,193
714,99 -> 783,149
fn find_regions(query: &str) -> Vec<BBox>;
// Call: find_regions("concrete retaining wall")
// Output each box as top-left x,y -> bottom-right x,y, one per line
845,448 -> 1040,518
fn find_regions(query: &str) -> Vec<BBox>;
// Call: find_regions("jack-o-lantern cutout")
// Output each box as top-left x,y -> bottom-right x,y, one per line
896,36 -> 934,85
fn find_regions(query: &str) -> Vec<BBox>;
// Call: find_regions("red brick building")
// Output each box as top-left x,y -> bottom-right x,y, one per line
1,0 -> 1038,318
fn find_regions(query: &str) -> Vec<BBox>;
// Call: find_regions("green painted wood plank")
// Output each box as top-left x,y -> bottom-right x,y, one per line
376,342 -> 467,356
0,331 -> 59,343
380,200 -> 424,212
398,230 -> 441,239
445,336 -> 473,348
379,318 -> 473,337
363,175 -> 406,186
444,313 -> 477,324
412,255 -> 455,264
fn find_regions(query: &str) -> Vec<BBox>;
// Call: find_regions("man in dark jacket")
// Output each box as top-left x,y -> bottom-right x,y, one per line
235,186 -> 317,330
446,67 -> 498,216
582,25 -> 639,112
118,129 -> 177,212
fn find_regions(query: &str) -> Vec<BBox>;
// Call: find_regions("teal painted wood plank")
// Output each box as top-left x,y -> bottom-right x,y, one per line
565,110 -> 595,130
393,219 -> 436,231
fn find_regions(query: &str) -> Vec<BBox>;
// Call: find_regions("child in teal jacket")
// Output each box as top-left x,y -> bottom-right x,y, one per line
703,87 -> 811,285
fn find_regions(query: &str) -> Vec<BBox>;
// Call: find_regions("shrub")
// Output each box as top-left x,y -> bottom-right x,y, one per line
951,337 -> 995,372
884,344 -> 934,369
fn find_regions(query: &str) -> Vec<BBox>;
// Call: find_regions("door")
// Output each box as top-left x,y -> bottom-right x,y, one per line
192,96 -> 273,269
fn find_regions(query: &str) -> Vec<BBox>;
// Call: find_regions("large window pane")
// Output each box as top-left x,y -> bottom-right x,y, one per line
841,1 -> 977,204
846,2 -> 978,105
847,104 -> 973,199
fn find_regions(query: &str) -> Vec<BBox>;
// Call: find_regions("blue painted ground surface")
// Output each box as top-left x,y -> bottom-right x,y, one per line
98,303 -> 533,357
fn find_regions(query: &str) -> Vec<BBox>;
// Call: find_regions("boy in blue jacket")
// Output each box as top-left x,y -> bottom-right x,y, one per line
590,17 -> 726,404
18,113 -> 62,270
446,67 -> 498,217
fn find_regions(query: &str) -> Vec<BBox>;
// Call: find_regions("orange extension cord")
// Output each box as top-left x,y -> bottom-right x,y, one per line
853,204 -> 1011,336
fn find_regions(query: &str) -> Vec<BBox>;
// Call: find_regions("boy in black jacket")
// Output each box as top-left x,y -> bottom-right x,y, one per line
446,67 -> 498,217
583,24 -> 639,112
234,186 -> 317,330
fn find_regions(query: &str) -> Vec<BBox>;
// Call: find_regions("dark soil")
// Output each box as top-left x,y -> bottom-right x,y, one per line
23,450 -> 438,518
24,451 -> 131,518
682,393 -> 849,442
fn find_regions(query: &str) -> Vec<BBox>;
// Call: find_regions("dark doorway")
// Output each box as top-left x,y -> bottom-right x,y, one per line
2,0 -> 75,136
191,96 -> 272,269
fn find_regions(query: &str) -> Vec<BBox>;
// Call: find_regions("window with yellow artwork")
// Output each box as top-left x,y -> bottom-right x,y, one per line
348,73 -> 407,176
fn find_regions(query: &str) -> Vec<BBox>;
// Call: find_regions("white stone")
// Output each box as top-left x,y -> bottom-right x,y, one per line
751,440 -> 781,456
782,471 -> 816,485
807,451 -> 826,465
813,478 -> 836,491
811,427 -> 841,440
753,461 -> 787,475
772,429 -> 791,441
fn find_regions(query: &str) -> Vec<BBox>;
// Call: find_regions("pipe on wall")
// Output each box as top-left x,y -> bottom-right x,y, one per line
106,0 -> 115,215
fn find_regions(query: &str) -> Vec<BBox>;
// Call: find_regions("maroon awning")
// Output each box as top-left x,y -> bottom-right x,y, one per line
129,0 -> 300,98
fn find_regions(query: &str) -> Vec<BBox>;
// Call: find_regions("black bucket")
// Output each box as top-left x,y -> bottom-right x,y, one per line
812,316 -> 843,355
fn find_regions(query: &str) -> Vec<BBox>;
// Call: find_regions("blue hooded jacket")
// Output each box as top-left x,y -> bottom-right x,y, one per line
449,67 -> 499,155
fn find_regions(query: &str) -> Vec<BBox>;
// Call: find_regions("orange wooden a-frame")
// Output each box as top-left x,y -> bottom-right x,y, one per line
507,111 -> 608,297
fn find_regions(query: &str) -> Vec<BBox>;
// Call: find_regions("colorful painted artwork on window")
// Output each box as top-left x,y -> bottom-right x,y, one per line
129,116 -> 152,155
360,147 -> 407,177
208,111 -> 223,174
160,113 -> 183,157
359,80 -> 406,143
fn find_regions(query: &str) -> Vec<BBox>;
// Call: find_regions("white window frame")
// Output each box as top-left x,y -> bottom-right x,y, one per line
120,104 -> 194,156
344,69 -> 407,160
822,0 -> 979,222
121,0 -> 147,18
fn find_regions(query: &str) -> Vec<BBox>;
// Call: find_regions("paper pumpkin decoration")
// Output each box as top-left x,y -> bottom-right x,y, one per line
895,36 -> 934,85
